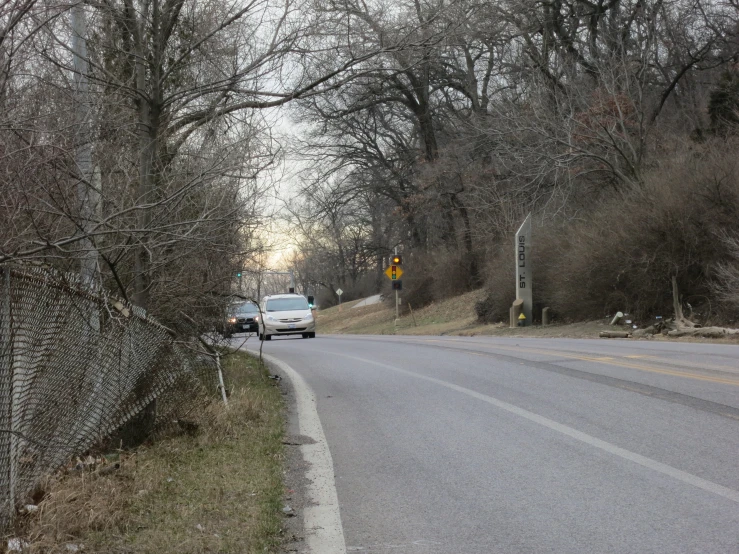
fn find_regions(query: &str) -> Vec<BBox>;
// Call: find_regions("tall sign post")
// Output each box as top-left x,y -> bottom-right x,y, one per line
515,214 -> 533,325
385,252 -> 404,324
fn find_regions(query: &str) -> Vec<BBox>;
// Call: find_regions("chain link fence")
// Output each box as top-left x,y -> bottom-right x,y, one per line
0,264 -> 222,531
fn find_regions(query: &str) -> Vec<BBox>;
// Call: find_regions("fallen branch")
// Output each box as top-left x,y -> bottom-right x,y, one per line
667,276 -> 739,338
667,327 -> 739,338
599,331 -> 631,338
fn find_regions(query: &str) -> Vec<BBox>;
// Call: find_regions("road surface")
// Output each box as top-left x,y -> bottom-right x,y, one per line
244,335 -> 739,553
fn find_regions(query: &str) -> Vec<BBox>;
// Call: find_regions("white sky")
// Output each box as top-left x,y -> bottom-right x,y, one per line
257,103 -> 312,269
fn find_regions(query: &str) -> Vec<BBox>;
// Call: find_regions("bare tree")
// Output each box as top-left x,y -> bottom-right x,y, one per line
1,0 -> 395,335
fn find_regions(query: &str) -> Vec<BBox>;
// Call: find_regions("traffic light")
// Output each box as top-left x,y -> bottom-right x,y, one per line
236,270 -> 242,278
392,280 -> 402,290
307,295 -> 315,308
391,254 -> 402,265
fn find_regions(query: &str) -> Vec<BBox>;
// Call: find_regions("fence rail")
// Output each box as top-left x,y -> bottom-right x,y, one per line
0,264 -> 221,531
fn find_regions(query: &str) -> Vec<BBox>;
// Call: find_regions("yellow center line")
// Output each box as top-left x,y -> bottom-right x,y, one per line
436,338 -> 739,374
499,345 -> 739,386
620,354 -> 738,374
571,355 -> 739,386
422,339 -> 739,387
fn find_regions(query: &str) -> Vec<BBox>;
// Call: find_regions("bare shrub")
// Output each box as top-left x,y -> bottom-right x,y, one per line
711,234 -> 739,322
474,295 -> 502,324
476,244 -> 516,324
316,289 -> 339,309
428,249 -> 477,300
535,137 -> 739,323
343,273 -> 381,302
395,272 -> 435,312
384,249 -> 479,312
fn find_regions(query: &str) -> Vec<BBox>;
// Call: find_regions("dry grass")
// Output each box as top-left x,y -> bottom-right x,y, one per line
316,290 -> 739,343
317,300 -> 393,334
317,290 -> 486,335
17,352 -> 285,553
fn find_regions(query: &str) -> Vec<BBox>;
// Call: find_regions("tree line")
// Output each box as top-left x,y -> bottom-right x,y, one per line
286,0 -> 739,323
0,0 -> 395,331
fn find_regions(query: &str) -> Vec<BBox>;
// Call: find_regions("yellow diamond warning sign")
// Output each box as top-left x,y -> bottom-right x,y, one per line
384,265 -> 404,280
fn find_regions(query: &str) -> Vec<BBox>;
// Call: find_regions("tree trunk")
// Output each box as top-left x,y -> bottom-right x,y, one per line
417,106 -> 438,162
671,275 -> 695,330
451,193 -> 478,287
132,0 -> 163,310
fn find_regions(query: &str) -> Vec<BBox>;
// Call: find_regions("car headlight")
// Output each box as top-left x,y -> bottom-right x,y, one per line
228,317 -> 237,324
266,315 -> 276,322
254,316 -> 260,322
304,313 -> 313,321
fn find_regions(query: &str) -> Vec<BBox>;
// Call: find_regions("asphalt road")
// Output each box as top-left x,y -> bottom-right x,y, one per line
246,335 -> 739,554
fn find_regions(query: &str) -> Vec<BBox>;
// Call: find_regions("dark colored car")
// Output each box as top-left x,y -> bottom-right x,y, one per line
225,301 -> 260,337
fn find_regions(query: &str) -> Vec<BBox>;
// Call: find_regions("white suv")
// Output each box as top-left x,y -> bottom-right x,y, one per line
258,294 -> 316,340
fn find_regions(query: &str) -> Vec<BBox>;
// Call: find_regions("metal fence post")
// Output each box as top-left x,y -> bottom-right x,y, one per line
216,353 -> 228,406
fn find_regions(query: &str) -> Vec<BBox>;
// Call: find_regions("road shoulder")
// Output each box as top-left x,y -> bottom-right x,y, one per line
255,351 -> 347,554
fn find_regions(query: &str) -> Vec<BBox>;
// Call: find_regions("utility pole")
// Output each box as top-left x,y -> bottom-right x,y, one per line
394,247 -> 399,323
384,251 -> 404,328
71,2 -> 99,289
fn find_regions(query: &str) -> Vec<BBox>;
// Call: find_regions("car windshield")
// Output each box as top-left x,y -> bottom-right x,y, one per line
233,302 -> 258,314
265,298 -> 309,312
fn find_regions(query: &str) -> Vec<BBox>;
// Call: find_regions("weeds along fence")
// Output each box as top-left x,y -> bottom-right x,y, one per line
0,264 -> 222,531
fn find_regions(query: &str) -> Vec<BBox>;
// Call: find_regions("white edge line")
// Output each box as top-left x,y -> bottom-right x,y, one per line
336,352 -> 739,506
260,352 -> 347,554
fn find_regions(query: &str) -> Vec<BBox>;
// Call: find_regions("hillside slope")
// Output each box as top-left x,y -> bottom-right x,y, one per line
316,290 -> 739,342
317,290 -> 607,339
